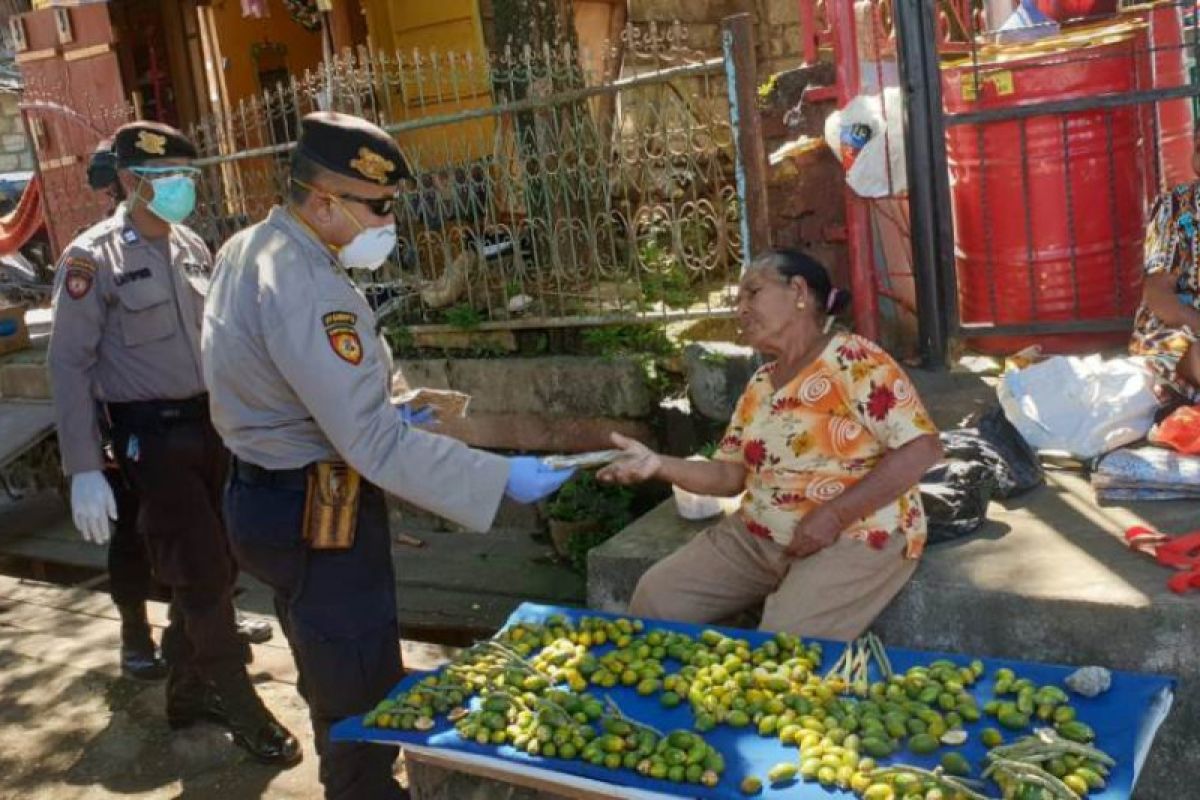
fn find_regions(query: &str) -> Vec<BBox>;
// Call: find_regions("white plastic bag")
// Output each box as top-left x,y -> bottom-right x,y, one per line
823,87 -> 907,198
672,484 -> 725,521
672,457 -> 741,520
997,355 -> 1159,459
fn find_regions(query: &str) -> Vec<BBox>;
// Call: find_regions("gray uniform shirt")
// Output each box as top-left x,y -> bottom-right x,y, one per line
47,205 -> 212,475
201,206 -> 509,533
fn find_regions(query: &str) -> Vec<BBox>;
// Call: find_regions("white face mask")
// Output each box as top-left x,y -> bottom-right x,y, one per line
337,223 -> 396,272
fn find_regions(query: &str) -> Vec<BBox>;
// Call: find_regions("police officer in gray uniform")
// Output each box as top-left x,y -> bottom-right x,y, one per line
80,139 -> 273,682
48,121 -> 300,765
202,111 -> 574,800
72,137 -> 165,681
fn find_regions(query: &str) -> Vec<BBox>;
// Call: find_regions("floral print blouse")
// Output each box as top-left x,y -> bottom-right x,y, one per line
1129,184 -> 1200,400
714,332 -> 937,559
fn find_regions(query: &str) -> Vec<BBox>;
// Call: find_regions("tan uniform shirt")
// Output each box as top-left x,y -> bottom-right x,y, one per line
201,206 -> 509,533
47,205 -> 212,475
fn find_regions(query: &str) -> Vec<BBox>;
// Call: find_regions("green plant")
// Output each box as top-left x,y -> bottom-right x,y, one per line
443,304 -> 483,330
383,323 -> 415,356
696,441 -> 718,459
581,324 -> 677,359
640,267 -> 695,310
546,472 -> 634,573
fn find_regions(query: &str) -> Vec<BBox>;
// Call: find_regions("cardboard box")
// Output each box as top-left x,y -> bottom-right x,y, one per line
0,305 -> 30,357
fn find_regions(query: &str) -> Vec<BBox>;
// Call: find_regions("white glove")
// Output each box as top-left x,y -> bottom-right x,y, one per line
69,470 -> 117,545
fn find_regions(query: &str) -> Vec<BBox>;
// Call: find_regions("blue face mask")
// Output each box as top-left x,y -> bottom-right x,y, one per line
132,167 -> 197,224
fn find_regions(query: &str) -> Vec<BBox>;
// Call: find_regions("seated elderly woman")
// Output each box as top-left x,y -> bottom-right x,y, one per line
1129,146 -> 1200,405
598,250 -> 942,641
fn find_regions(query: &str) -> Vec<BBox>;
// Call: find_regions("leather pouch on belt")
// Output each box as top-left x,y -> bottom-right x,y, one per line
302,461 -> 361,550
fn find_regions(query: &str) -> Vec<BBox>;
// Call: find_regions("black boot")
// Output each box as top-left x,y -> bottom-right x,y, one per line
211,667 -> 302,767
166,668 -> 227,730
117,602 -> 167,681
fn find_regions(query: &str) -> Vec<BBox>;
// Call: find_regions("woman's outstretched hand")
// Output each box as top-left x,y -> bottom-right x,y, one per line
597,433 -> 662,485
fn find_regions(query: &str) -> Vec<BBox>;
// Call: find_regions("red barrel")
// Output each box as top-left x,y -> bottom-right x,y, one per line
942,22 -> 1149,354
1034,0 -> 1118,22
1125,1 -> 1194,192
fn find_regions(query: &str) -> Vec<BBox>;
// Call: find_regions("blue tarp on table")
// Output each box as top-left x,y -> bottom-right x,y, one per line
333,603 -> 1175,799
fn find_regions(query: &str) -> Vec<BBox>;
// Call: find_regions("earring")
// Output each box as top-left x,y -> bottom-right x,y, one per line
796,301 -> 806,310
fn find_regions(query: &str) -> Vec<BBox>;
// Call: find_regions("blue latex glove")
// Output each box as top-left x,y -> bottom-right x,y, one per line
504,456 -> 575,504
397,403 -> 436,427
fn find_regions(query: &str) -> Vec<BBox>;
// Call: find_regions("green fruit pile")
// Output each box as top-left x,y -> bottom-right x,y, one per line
361,614 -> 1117,799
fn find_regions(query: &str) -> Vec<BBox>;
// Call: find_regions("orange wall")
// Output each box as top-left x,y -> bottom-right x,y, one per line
209,0 -> 324,105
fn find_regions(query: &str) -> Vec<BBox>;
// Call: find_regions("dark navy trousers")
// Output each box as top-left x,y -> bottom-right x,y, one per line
224,463 -> 404,800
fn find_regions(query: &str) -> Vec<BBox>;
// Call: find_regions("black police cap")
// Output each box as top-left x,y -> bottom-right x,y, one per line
87,139 -> 118,190
297,112 -> 410,187
113,121 -> 198,168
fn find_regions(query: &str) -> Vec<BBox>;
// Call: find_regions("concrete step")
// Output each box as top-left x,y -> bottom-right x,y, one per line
587,469 -> 1197,799
0,492 -> 584,646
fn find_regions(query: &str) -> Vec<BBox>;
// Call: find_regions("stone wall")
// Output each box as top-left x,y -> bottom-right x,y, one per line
0,92 -> 31,173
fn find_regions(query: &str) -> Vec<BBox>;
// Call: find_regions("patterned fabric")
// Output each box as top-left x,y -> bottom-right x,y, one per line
1129,184 -> 1200,401
714,332 -> 937,559
1093,443 -> 1200,502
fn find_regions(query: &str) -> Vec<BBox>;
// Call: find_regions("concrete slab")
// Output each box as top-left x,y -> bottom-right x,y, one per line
0,492 -> 585,646
587,470 -> 1197,798
0,400 -> 54,470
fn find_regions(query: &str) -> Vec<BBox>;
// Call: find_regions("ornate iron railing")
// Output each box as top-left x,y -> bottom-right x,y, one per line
187,22 -> 746,331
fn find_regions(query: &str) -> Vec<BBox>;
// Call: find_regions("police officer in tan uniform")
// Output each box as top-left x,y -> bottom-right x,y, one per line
48,121 -> 300,765
202,111 -> 574,800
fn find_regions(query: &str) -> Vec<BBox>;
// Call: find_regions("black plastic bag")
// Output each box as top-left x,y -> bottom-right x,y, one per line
921,404 -> 1044,545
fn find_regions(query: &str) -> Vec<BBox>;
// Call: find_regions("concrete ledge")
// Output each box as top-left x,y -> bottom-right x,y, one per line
587,472 -> 1197,798
587,498 -> 715,614
434,413 -> 652,454
0,362 -> 50,400
0,340 -> 50,401
396,356 -> 656,418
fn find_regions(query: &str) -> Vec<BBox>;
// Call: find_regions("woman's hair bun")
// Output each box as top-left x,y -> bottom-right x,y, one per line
826,287 -> 852,316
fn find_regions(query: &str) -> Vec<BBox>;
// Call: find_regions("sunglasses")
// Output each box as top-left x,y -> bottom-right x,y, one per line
332,190 -> 397,217
292,178 -> 397,216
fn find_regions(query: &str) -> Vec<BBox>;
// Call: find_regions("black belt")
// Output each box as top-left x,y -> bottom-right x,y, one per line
106,394 -> 209,427
232,458 -> 309,491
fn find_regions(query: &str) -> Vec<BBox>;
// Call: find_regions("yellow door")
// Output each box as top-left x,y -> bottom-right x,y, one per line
361,0 -> 495,170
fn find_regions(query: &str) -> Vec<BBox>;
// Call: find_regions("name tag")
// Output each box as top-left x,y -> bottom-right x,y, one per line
113,267 -> 152,287
182,262 -> 211,296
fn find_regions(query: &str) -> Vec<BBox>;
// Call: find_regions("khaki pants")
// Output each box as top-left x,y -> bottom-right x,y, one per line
628,513 -> 917,641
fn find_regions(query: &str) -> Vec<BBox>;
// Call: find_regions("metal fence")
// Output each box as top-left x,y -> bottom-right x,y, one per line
896,0 -> 1200,362
186,19 -> 758,332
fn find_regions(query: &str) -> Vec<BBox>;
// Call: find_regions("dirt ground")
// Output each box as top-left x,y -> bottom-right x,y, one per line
0,576 -> 456,800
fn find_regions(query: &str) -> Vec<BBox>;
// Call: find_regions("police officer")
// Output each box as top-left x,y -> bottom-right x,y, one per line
76,138 -> 166,681
201,111 -> 574,800
48,121 -> 300,765
81,141 -> 272,681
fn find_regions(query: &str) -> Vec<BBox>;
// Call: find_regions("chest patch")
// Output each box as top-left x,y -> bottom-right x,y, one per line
322,311 -> 363,366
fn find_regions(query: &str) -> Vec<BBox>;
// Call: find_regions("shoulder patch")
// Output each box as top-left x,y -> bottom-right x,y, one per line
322,311 -> 363,365
63,256 -> 96,300
121,228 -> 140,244
63,256 -> 96,273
